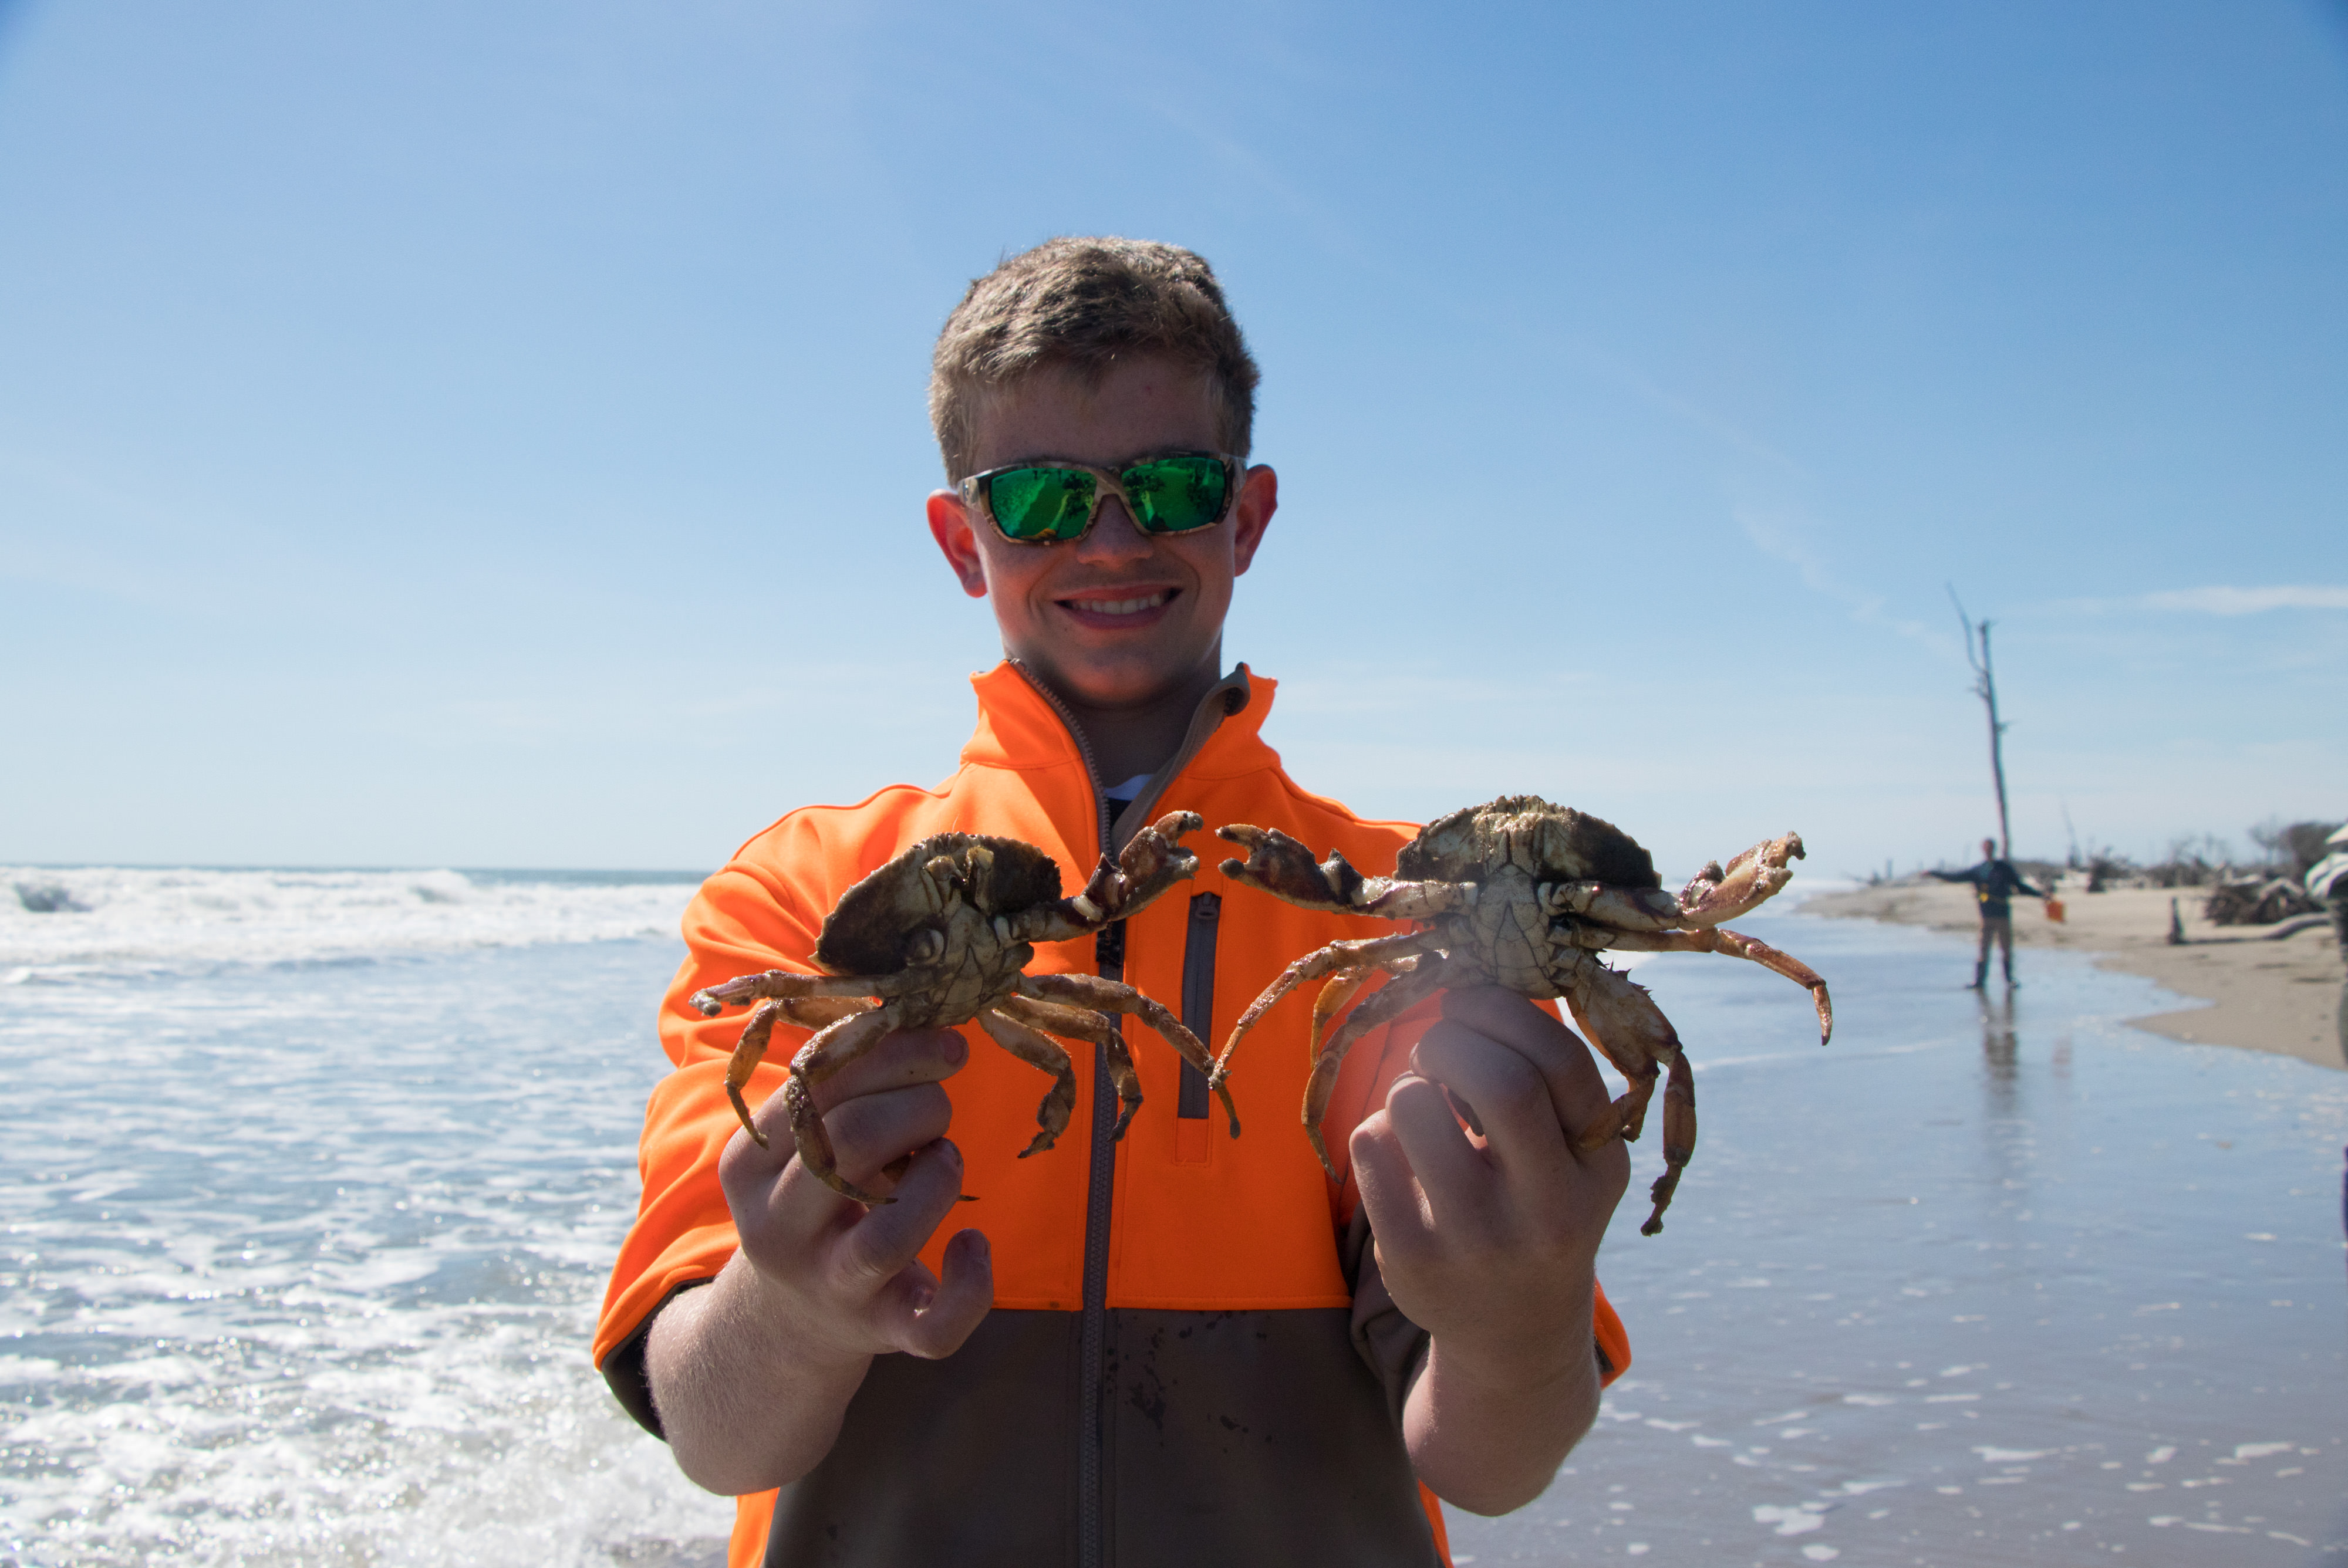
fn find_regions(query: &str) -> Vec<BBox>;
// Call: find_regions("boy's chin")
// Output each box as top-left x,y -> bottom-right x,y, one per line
1017,641 -> 1220,714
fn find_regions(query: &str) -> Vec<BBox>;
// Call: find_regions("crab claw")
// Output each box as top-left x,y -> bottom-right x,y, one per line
1116,811 -> 1203,908
1677,832 -> 1805,928
1067,812 -> 1202,926
1217,823 -> 1369,914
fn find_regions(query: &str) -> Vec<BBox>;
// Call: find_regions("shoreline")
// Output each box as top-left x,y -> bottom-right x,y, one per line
1802,880 -> 2346,1072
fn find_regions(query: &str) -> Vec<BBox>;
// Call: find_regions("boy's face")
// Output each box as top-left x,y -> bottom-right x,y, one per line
927,356 -> 1275,717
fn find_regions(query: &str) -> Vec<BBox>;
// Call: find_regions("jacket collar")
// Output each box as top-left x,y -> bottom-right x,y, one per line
960,661 -> 1283,850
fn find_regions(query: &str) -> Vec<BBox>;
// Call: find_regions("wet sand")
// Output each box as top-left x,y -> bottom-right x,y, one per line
1804,881 -> 2346,1072
1445,907 -> 2348,1567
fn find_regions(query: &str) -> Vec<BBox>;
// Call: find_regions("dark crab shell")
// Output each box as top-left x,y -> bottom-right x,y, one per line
1393,795 -> 1661,890
814,832 -> 1064,976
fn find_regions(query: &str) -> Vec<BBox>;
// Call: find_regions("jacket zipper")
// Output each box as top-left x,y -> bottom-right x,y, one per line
1004,660 -> 1119,1568
1178,893 -> 1220,1118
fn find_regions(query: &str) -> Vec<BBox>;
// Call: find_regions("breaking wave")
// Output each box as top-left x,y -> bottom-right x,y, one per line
1,866 -> 700,980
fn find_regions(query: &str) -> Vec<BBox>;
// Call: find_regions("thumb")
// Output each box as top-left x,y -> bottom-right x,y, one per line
889,1228 -> 993,1360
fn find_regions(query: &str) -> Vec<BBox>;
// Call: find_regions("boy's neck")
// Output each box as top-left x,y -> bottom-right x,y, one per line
1021,653 -> 1229,789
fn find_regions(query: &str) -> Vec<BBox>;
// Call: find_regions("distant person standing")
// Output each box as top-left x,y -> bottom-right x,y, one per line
1929,838 -> 2047,989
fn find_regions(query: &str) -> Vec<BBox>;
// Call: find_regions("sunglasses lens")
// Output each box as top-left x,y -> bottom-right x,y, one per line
986,467 -> 1097,541
1121,457 -> 1230,534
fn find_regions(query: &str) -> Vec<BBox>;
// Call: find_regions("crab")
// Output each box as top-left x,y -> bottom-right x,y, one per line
1212,796 -> 1832,1235
691,813 -> 1237,1205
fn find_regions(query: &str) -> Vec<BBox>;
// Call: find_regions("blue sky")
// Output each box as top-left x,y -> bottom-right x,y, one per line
4,1 -> 2343,875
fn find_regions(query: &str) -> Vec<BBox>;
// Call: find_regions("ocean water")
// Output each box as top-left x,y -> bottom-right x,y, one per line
2,869 -> 2343,1566
1,867 -> 734,1566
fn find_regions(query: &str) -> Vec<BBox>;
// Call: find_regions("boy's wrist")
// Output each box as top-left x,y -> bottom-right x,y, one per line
1422,1270 -> 1600,1398
1429,1316 -> 1597,1401
716,1249 -> 876,1376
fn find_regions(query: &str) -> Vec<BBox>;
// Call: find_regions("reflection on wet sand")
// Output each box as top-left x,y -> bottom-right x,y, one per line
1978,988 -> 2016,1087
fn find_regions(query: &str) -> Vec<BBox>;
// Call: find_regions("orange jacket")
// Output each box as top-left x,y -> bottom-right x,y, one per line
595,664 -> 1629,1568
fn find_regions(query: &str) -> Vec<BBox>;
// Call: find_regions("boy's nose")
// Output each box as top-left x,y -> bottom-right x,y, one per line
1072,496 -> 1154,563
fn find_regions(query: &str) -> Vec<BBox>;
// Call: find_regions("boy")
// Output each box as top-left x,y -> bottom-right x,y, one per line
593,238 -> 1631,1568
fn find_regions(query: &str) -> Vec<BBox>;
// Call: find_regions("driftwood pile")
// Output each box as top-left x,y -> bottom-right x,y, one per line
2203,876 -> 2321,927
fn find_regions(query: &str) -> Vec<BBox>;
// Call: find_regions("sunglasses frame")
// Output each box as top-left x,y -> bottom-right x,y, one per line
959,451 -> 1246,547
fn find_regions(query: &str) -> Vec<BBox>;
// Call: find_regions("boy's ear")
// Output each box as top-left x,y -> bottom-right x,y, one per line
927,490 -> 990,599
1229,464 -> 1277,577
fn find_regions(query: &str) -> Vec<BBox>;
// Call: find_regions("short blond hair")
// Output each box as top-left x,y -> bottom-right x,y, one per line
929,237 -> 1260,483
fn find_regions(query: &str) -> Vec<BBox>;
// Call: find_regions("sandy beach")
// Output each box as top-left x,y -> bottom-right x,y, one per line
1805,878 -> 2346,1071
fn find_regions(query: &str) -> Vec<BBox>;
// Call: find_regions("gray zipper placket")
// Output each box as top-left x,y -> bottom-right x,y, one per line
1004,660 -> 1121,1568
1178,893 -> 1220,1118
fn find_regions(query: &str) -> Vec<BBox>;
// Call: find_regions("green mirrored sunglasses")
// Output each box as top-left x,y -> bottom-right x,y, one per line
960,452 -> 1241,545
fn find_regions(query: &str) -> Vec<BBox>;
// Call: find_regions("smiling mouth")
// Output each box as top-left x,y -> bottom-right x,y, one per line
1062,590 -> 1173,616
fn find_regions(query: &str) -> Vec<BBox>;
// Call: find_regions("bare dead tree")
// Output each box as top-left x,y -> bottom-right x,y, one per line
1948,586 -> 2012,859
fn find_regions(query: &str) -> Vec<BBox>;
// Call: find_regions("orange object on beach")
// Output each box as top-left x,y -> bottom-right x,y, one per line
2045,897 -> 2066,923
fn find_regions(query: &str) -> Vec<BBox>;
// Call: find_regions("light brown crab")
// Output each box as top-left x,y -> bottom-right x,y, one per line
691,813 -> 1237,1205
1212,796 -> 1832,1235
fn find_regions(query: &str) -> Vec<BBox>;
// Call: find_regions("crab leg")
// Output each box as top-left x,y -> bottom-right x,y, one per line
775,1000 -> 914,1207
994,995 -> 1142,1143
1551,949 -> 1678,1147
975,1004 -> 1088,1156
1583,925 -> 1833,1044
723,999 -> 792,1142
1018,972 -> 1236,1138
776,996 -> 872,1030
1307,967 -> 1375,1068
690,967 -> 913,1018
1215,929 -> 1445,1088
1541,881 -> 1682,930
1298,954 -> 1454,1179
1639,1049 -> 1698,1236
721,996 -> 880,1144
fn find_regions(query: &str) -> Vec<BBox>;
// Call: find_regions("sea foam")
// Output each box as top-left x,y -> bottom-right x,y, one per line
1,866 -> 699,979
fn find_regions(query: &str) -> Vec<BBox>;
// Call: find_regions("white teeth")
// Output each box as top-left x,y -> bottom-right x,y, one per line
1070,592 -> 1169,616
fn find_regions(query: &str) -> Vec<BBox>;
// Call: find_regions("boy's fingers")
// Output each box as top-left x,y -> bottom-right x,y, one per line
889,1227 -> 994,1359
820,1082 -> 957,1185
832,1137 -> 970,1289
1347,1111 -> 1435,1258
727,1028 -> 967,1190
1435,986 -> 1615,1146
1379,1074 -> 1492,1226
801,1028 -> 970,1116
763,1081 -> 957,1247
1409,1022 -> 1574,1191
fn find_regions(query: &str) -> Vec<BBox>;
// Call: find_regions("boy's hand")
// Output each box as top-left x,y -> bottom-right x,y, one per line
649,1026 -> 991,1495
720,1025 -> 994,1362
1349,985 -> 1630,1513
